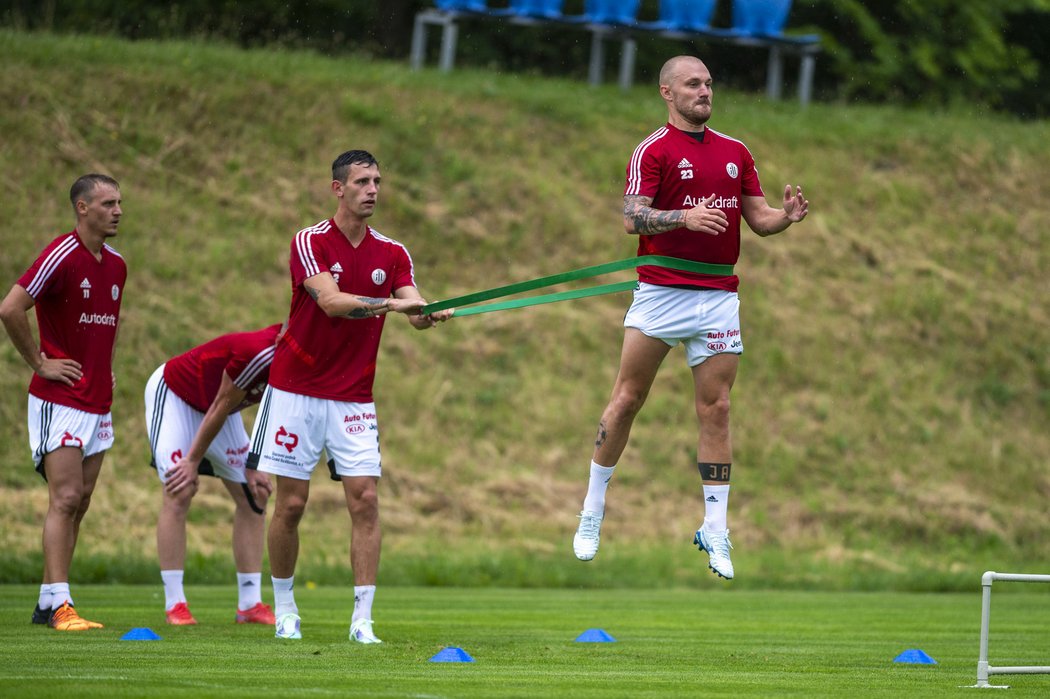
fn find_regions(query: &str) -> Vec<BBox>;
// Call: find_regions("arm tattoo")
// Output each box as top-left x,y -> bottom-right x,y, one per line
624,194 -> 687,235
346,297 -> 389,319
306,282 -> 388,318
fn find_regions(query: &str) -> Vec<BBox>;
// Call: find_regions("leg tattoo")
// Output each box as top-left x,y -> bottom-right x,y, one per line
594,421 -> 608,448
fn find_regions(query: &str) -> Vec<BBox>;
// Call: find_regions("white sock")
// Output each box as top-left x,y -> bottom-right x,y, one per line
582,461 -> 616,514
352,585 -> 376,623
237,572 -> 262,610
272,576 -> 297,617
37,583 -> 52,610
50,582 -> 72,610
702,484 -> 731,532
161,570 -> 186,610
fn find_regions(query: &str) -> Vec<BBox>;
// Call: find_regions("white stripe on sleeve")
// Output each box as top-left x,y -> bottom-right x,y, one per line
25,235 -> 78,298
233,345 -> 276,389
625,127 -> 668,196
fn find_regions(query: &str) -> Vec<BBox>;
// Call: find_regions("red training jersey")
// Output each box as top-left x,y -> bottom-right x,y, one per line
268,219 -> 416,402
162,324 -> 282,413
625,123 -> 765,292
16,230 -> 127,413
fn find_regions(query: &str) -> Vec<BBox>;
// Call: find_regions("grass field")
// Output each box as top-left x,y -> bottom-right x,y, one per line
2,584 -> 1049,697
1,31 -> 1048,589
0,27 -> 1047,699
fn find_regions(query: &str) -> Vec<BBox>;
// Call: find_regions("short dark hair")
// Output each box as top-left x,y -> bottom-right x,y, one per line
70,173 -> 120,212
332,150 -> 378,183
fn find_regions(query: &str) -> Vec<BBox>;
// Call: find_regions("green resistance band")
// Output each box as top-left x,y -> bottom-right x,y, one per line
421,255 -> 734,318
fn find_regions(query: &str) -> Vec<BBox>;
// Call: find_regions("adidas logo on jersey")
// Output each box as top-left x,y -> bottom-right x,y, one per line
80,278 -> 92,298
331,262 -> 343,273
677,158 -> 693,169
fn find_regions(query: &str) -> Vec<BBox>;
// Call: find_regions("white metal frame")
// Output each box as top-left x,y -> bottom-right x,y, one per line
970,571 -> 1050,689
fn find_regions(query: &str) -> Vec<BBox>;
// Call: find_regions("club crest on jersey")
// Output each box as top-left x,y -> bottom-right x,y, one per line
330,262 -> 343,284
726,163 -> 739,179
371,269 -> 387,285
111,284 -> 120,300
80,278 -> 91,298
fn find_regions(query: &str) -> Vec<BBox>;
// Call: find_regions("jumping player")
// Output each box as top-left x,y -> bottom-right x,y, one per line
571,56 -> 809,579
144,323 -> 283,625
0,173 -> 127,630
248,149 -> 452,643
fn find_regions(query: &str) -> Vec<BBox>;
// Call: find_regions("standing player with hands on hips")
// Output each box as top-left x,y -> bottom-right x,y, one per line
0,174 -> 127,630
572,56 -> 809,579
248,150 -> 453,643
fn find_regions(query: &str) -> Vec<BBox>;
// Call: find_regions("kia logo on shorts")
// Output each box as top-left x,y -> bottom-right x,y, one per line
346,424 -> 366,435
96,430 -> 112,441
707,342 -> 727,352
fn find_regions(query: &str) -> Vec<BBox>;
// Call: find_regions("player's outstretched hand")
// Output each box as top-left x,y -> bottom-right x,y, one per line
409,307 -> 454,329
783,185 -> 809,222
36,352 -> 82,386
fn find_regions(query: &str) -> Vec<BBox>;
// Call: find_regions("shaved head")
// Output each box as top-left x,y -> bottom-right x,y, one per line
659,56 -> 707,88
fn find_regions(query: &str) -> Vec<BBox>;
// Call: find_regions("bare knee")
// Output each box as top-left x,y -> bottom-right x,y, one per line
348,489 -> 378,519
608,386 -> 648,421
275,494 -> 307,527
74,493 -> 93,524
346,484 -> 379,522
49,484 -> 85,520
162,487 -> 195,517
696,394 -> 731,426
235,496 -> 265,517
234,490 -> 267,518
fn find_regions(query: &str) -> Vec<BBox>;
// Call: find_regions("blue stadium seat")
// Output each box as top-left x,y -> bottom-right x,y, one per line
510,0 -> 565,19
730,0 -> 818,42
732,0 -> 790,35
411,0 -> 820,104
508,0 -> 637,26
583,0 -> 641,25
434,0 -> 489,10
658,0 -> 718,32
636,0 -> 737,38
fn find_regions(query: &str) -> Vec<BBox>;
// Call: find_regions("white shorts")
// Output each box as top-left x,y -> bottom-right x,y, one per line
28,395 -> 114,476
247,386 -> 381,481
624,282 -> 743,367
144,365 -> 250,484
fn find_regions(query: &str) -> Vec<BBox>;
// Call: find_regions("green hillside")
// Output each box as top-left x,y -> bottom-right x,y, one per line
1,31 -> 1047,590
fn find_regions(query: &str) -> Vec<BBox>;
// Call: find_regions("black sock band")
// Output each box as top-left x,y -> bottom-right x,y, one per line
698,462 -> 731,482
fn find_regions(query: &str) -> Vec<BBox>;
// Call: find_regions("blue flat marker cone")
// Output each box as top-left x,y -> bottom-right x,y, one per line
575,628 -> 616,642
121,627 -> 162,641
893,649 -> 937,664
429,646 -> 475,662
